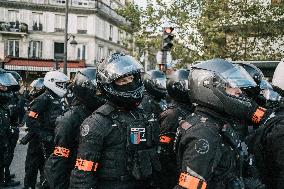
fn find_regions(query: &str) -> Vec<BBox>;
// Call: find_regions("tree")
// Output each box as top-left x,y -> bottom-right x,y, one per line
117,0 -> 284,67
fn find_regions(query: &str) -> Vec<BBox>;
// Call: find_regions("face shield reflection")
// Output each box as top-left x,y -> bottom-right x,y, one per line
154,78 -> 166,89
0,73 -> 18,86
220,65 -> 257,89
259,80 -> 273,90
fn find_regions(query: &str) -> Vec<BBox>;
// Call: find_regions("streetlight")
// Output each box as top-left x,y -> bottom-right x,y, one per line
63,0 -> 78,75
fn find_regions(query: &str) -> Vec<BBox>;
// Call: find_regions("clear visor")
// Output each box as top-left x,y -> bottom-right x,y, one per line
220,65 -> 257,88
154,78 -> 166,89
102,56 -> 143,83
30,78 -> 44,90
259,80 -> 273,90
0,73 -> 18,86
261,89 -> 281,101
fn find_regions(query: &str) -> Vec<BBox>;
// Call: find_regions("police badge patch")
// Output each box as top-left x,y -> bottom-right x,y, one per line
130,128 -> 146,144
81,124 -> 90,137
195,139 -> 209,154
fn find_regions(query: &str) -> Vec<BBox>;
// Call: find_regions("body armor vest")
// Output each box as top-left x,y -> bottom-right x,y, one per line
42,94 -> 64,130
96,104 -> 161,181
0,105 -> 10,136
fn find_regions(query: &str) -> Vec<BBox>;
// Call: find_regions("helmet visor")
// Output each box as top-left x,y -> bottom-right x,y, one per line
154,78 -> 166,89
100,56 -> 143,83
220,65 -> 257,88
259,80 -> 273,90
0,73 -> 18,86
30,78 -> 44,89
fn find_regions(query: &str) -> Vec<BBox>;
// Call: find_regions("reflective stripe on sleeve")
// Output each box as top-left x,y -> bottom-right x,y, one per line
178,172 -> 207,189
75,158 -> 99,172
53,146 -> 70,158
28,111 -> 38,118
159,135 -> 172,144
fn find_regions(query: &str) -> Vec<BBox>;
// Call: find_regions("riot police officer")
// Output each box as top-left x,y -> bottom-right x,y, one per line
248,61 -> 284,189
140,70 -> 168,121
22,71 -> 69,189
0,69 -> 21,187
159,69 -> 194,189
44,68 -> 105,189
4,71 -> 21,187
69,53 -> 161,189
174,59 -> 267,189
29,78 -> 45,100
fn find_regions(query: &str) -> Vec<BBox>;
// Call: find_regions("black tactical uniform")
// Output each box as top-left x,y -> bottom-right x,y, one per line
44,68 -> 105,189
174,59 -> 266,189
159,69 -> 194,189
69,53 -> 161,189
21,72 -> 69,189
4,93 -> 20,183
0,69 -> 21,187
248,65 -> 284,189
23,89 -> 64,188
140,70 -> 168,121
0,103 -> 11,187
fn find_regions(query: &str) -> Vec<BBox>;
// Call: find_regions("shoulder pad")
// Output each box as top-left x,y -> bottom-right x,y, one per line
95,103 -> 115,116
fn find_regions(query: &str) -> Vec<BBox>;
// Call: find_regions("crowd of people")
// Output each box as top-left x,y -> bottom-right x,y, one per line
0,52 -> 284,189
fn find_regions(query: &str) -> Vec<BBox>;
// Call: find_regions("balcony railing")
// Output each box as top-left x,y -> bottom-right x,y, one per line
0,21 -> 28,33
5,0 -> 131,26
32,23 -> 43,31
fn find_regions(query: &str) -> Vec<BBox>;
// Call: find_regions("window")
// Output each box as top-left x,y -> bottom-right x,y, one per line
29,41 -> 42,58
32,12 -> 43,31
73,0 -> 89,6
98,19 -> 104,37
54,42 -> 64,59
118,30 -> 123,44
77,16 -> 87,34
97,46 -> 104,61
8,10 -> 19,22
55,0 -> 66,4
4,40 -> 19,57
109,25 -> 113,41
55,15 -> 65,32
107,49 -> 113,56
76,44 -> 86,60
32,0 -> 44,3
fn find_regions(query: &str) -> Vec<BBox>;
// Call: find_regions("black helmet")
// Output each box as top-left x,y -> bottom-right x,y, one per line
97,53 -> 144,109
29,78 -> 45,99
167,69 -> 190,103
189,59 -> 260,123
143,70 -> 167,99
237,63 -> 264,85
72,68 -> 105,109
0,69 -> 19,101
7,71 -> 22,83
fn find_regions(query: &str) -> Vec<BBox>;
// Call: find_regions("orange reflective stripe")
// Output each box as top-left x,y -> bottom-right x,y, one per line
160,135 -> 172,144
179,172 -> 207,189
75,158 -> 98,172
28,111 -> 38,118
53,146 -> 70,158
252,107 -> 266,124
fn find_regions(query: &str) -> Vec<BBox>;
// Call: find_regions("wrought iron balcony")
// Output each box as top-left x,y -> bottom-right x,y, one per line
0,21 -> 28,34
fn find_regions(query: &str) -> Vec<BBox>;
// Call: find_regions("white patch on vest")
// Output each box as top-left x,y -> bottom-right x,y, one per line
81,124 -> 90,137
195,139 -> 210,154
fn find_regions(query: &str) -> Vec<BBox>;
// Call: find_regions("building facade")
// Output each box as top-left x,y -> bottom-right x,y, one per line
0,0 -> 132,78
